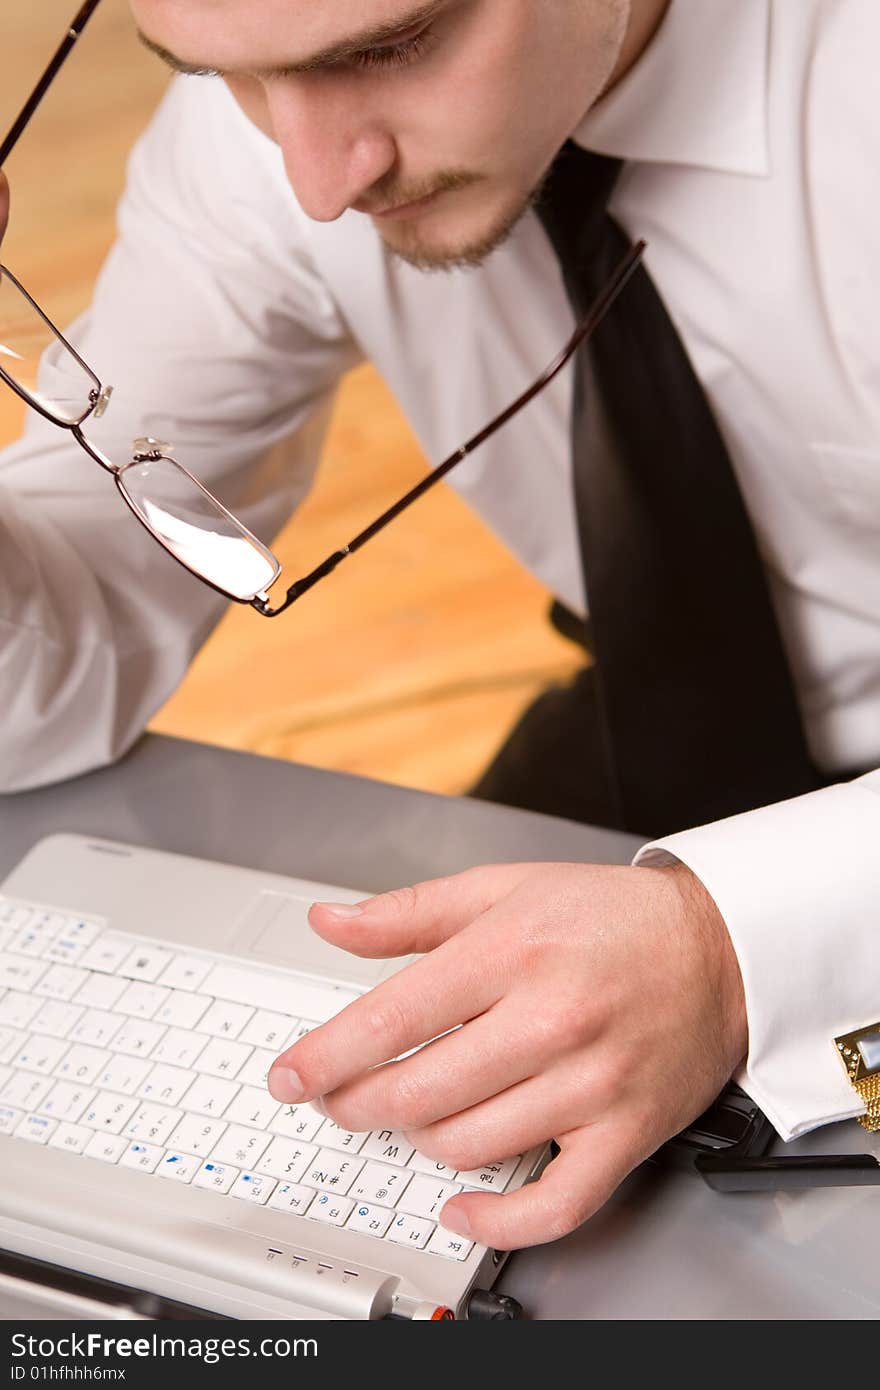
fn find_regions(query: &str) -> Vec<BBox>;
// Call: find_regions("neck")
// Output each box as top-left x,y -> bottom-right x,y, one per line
604,0 -> 672,95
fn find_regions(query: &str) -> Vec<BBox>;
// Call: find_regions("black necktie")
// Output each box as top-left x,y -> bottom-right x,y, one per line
536,141 -> 820,834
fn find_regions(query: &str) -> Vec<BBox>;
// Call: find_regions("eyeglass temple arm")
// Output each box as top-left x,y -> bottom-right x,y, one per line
253,238 -> 646,617
0,0 -> 103,167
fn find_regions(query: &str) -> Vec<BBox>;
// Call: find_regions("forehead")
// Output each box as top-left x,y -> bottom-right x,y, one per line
130,0 -> 436,67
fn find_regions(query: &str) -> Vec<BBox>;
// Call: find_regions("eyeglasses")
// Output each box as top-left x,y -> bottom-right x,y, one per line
0,0 -> 645,617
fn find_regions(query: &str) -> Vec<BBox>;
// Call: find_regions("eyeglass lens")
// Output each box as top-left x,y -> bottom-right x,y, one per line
0,266 -> 95,424
117,455 -> 281,601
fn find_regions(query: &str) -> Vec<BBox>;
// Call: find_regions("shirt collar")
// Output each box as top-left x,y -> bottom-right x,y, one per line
572,0 -> 770,176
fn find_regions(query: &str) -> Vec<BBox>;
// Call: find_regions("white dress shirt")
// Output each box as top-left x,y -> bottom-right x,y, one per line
0,0 -> 877,1139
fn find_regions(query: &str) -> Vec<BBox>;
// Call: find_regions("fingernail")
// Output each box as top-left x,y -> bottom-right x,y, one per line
314,901 -> 365,919
440,1206 -> 471,1238
268,1066 -> 305,1102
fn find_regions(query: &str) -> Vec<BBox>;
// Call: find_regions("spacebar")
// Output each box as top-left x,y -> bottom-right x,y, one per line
201,963 -> 360,1023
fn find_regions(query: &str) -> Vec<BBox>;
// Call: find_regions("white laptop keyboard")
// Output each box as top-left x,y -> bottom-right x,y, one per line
0,898 -> 522,1264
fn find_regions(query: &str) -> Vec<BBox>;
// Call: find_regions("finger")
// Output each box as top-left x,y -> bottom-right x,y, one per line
307,863 -> 530,957
439,1121 -> 647,1250
268,926 -> 507,1103
402,1062 -> 616,1176
0,171 -> 9,242
317,995 -> 561,1134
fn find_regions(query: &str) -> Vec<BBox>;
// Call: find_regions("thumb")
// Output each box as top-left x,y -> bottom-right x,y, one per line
308,862 -> 526,957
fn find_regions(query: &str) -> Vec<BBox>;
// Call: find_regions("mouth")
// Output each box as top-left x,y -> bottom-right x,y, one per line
358,188 -> 445,222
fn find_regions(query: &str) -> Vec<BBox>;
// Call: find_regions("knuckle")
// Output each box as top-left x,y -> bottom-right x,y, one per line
543,1193 -> 591,1243
361,992 -> 411,1046
384,1068 -> 435,1129
381,884 -> 420,920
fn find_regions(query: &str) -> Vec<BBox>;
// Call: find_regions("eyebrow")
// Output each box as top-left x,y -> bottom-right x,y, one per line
137,1 -> 448,77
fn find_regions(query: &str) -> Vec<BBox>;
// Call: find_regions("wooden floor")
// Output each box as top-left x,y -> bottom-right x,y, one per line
1,0 -> 583,797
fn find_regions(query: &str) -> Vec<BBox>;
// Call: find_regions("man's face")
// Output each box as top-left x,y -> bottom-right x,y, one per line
130,0 -> 630,270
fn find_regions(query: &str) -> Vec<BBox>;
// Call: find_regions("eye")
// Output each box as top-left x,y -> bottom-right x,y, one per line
350,25 -> 435,71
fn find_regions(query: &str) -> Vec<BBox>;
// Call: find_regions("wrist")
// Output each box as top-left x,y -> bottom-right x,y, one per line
662,861 -> 749,1075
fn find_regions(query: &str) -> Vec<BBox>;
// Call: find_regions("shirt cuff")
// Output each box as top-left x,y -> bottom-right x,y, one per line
633,772 -> 880,1140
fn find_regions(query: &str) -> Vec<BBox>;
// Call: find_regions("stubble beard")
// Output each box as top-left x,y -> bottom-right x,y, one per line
373,174 -> 545,273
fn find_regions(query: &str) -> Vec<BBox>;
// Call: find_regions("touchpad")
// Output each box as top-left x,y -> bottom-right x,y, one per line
235,891 -> 404,988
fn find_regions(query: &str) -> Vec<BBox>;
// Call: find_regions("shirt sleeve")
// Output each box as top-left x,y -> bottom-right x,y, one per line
0,77 -> 359,793
634,770 -> 880,1140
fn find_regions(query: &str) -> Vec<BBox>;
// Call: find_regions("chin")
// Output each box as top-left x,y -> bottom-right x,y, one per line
377,186 -> 537,273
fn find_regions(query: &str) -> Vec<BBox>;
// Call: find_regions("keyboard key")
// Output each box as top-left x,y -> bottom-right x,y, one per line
0,992 -> 42,1029
119,945 -> 175,983
43,919 -> 102,965
197,1001 -> 254,1041
386,1212 -> 434,1250
48,1122 -> 93,1155
2,1072 -> 52,1111
0,1027 -> 28,1065
114,983 -> 169,1021
455,1157 -> 520,1192
303,1148 -> 364,1196
0,955 -> 48,992
346,1202 -> 394,1239
15,1035 -> 75,1076
30,1001 -> 84,1039
120,1140 -> 165,1173
166,1115 -> 227,1157
316,1119 -> 370,1154
112,1019 -> 167,1058
0,1104 -> 24,1135
229,1171 -> 276,1206
10,913 -> 65,956
239,1010 -> 297,1050
360,1130 -> 416,1167
409,1151 -> 459,1180
72,973 -> 128,1011
79,937 -> 132,975
179,1075 -> 239,1118
14,1112 -> 57,1145
156,955 -> 212,993
193,1038 -> 253,1080
151,1029 -> 208,1070
397,1175 -> 462,1221
81,1091 -> 139,1134
223,1086 -> 280,1131
34,965 -> 88,1001
235,1048 -> 275,1089
55,1044 -> 112,1086
68,1009 -> 122,1048
194,1161 -> 239,1194
38,1082 -> 95,1123
155,1150 -> 201,1183
267,1181 -> 314,1216
0,903 -> 34,932
269,1101 -> 324,1142
256,1138 -> 317,1182
137,1064 -> 197,1107
83,1133 -> 128,1165
95,1056 -> 153,1096
124,1103 -> 182,1146
307,1192 -> 354,1227
427,1228 -> 474,1261
350,1161 -> 413,1207
210,1125 -> 272,1170
153,992 -> 211,1031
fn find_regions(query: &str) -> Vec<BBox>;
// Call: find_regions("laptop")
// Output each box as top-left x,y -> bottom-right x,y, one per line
0,833 -> 548,1321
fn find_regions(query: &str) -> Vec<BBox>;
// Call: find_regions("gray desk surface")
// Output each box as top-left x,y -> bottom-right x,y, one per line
1,734 -> 877,1320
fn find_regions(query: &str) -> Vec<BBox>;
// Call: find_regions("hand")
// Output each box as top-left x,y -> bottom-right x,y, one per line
268,861 -> 747,1249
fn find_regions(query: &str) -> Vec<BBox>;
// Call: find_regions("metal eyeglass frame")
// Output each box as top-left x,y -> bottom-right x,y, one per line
0,0 -> 645,616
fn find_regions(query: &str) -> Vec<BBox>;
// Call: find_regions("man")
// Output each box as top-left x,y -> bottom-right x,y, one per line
0,0 -> 877,1251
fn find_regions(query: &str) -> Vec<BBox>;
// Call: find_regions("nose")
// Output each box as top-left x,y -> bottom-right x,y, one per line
264,75 -> 397,222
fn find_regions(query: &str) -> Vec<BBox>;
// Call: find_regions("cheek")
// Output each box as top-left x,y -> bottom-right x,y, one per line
223,76 -> 275,142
